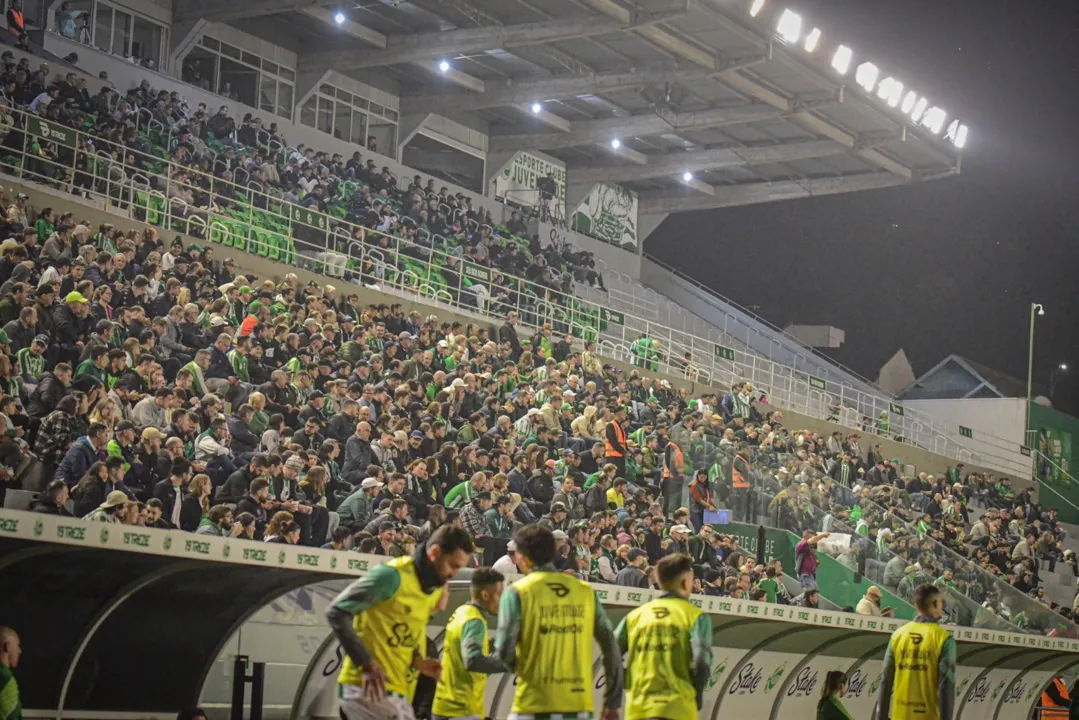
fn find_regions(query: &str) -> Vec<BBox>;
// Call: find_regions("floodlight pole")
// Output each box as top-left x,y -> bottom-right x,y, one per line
1026,303 -> 1043,441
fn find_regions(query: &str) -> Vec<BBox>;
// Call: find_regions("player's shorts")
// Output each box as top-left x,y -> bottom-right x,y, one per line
338,685 -> 416,720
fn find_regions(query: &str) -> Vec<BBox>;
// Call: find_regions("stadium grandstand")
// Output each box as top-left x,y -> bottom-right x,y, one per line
0,1 -> 1073,719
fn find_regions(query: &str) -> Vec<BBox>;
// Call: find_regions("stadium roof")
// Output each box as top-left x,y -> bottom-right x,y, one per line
174,0 -> 967,220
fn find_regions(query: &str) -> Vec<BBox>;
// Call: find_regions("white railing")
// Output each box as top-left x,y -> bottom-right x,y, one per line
0,106 -> 1034,478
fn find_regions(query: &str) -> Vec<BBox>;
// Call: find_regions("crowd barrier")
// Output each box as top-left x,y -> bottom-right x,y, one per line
0,102 -> 1035,478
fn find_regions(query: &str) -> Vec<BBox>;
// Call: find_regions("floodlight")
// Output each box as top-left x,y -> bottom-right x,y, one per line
910,97 -> 928,122
855,62 -> 879,92
682,171 -> 693,182
1061,363 -> 1069,371
749,0 -> 766,17
531,102 -> 542,114
804,28 -> 821,52
953,123 -> 968,149
831,45 -> 852,75
776,9 -> 802,43
438,60 -> 450,73
333,12 -> 346,24
922,106 -> 946,134
877,77 -> 903,108
900,90 -> 917,114
611,138 -> 621,149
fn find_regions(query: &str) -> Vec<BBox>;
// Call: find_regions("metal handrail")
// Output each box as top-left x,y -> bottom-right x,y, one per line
0,106 -> 1031,477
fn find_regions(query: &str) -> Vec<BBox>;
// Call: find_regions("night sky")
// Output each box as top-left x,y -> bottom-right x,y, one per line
648,0 -> 1079,412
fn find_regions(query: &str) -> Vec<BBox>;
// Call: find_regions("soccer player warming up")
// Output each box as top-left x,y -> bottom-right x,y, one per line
495,524 -> 624,720
326,525 -> 475,720
874,584 -> 956,720
615,554 -> 713,720
432,567 -> 506,720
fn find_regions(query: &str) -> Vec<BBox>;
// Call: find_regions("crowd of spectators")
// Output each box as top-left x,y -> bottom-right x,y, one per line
0,63 -> 607,307
0,55 -> 1071,638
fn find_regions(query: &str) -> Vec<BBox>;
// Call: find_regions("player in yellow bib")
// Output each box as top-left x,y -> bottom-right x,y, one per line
874,584 -> 956,720
615,554 -> 713,720
326,525 -> 474,720
495,524 -> 623,720
432,567 -> 505,720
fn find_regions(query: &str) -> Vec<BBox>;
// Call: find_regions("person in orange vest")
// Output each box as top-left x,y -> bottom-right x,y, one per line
1041,676 -> 1069,720
663,438 -> 685,516
6,0 -> 24,43
730,443 -> 753,522
604,405 -> 627,477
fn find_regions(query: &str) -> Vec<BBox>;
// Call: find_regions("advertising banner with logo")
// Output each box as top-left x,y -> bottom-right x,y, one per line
493,151 -> 566,214
1028,403 -> 1079,522
571,183 -> 639,249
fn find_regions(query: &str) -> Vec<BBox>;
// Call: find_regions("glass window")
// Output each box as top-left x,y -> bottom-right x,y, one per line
316,96 -> 333,135
263,60 -> 278,75
351,110 -> 366,145
182,46 -> 218,91
131,16 -> 163,67
93,3 -> 112,54
276,82 -> 292,119
319,84 -> 334,96
336,88 -> 352,104
279,67 -> 294,81
300,96 -> 317,128
370,102 -> 385,117
219,57 -> 258,107
334,101 -> 351,141
354,96 -> 368,110
259,77 -> 276,114
57,0 -> 92,41
111,8 -> 131,57
201,35 -> 219,50
220,42 -> 241,59
384,108 -> 397,122
242,51 -> 259,67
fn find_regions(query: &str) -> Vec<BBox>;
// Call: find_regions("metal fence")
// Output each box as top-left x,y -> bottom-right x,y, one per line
0,105 -> 1033,477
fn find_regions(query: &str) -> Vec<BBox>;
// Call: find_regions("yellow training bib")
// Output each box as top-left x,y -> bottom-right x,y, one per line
888,620 -> 951,720
512,571 -> 597,715
624,596 -> 701,720
433,603 -> 488,718
337,556 -> 444,699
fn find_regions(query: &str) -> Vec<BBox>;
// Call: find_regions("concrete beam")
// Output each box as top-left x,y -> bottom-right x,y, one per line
607,143 -> 648,165
680,175 -> 716,195
582,0 -> 718,70
567,139 -> 842,185
513,104 -> 571,132
637,173 -> 909,214
719,72 -> 914,180
299,12 -> 684,74
399,55 -> 766,116
175,0 -> 321,24
415,63 -> 486,92
488,103 -> 783,153
300,7 -> 386,48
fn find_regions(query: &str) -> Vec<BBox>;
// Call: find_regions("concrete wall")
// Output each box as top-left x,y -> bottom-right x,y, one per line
904,398 -> 1030,475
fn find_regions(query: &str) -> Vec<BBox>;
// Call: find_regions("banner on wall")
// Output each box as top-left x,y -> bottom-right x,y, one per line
571,182 -> 639,249
493,151 -> 566,211
1029,404 -> 1079,486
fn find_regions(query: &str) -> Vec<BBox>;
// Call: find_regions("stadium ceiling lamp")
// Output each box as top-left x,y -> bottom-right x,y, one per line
750,2 -> 970,151
776,9 -> 802,44
682,171 -> 693,182
610,138 -> 621,149
831,45 -> 852,74
855,62 -> 879,93
333,11 -> 346,25
531,102 -> 543,114
877,77 -> 903,108
438,60 -> 451,73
